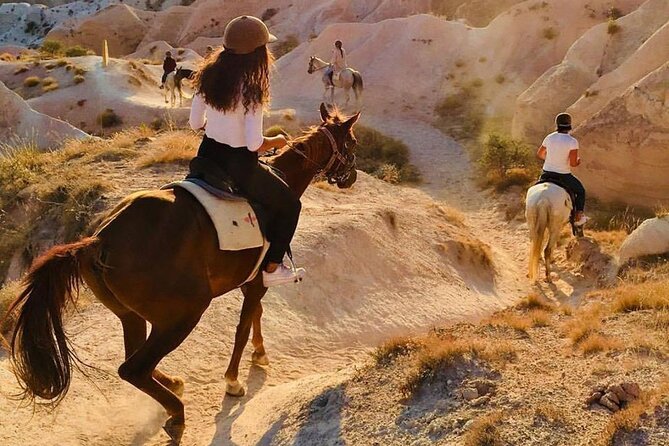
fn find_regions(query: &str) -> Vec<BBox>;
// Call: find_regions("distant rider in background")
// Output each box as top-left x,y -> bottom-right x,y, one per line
537,113 -> 588,226
160,50 -> 177,89
326,40 -> 347,86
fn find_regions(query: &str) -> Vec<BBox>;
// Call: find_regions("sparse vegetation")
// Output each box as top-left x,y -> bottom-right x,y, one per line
38,40 -> 94,59
478,133 -> 537,191
607,19 -> 621,35
372,336 -> 422,366
97,109 -> 123,128
22,76 -> 41,87
495,74 -> 506,84
64,45 -> 91,57
542,27 -> 558,40
463,411 -> 503,446
13,66 -> 29,75
40,40 -> 63,57
434,85 -> 484,140
273,34 -> 299,58
137,130 -> 199,167
264,125 -> 288,138
354,125 -> 421,184
73,74 -> 85,84
0,53 -> 15,62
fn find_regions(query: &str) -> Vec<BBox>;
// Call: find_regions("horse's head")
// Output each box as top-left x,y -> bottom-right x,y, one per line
316,102 -> 360,188
307,56 -> 316,74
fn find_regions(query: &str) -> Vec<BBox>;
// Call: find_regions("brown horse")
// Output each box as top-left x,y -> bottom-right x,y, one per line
5,103 -> 360,442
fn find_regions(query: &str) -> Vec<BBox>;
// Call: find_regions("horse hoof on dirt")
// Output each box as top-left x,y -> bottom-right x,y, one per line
225,379 -> 246,397
252,352 -> 269,366
163,417 -> 185,443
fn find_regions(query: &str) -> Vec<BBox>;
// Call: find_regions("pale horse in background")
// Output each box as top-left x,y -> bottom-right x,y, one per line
164,68 -> 195,107
307,56 -> 364,108
525,182 -> 573,282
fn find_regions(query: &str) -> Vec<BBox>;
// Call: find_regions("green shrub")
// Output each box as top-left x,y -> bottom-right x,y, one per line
434,86 -> 484,140
97,109 -> 123,128
23,76 -> 40,87
479,133 -> 535,181
354,125 -> 420,184
64,45 -> 91,57
40,40 -> 63,57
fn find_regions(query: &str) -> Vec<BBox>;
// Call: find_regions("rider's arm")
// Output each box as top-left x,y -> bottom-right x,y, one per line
536,145 -> 547,160
189,94 -> 206,130
244,106 -> 287,153
569,149 -> 581,167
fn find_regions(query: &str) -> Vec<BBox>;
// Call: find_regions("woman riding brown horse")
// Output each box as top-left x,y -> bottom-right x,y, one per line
5,101 -> 359,442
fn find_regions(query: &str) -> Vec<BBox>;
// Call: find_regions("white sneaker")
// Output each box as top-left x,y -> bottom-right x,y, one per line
574,215 -> 589,226
263,263 -> 306,287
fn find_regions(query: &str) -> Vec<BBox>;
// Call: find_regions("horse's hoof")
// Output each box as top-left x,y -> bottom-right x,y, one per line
225,379 -> 246,397
252,352 -> 269,366
168,376 -> 185,397
163,417 -> 185,443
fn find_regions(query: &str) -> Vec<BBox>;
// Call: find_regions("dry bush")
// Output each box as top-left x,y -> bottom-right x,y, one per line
372,336 -> 422,366
97,109 -> 123,128
0,145 -> 109,279
562,305 -> 603,345
138,131 -> 199,167
463,411 -> 503,446
528,309 -> 552,327
542,27 -> 558,40
14,66 -> 29,75
516,294 -> 555,312
610,281 -> 669,313
587,199 -> 654,232
495,74 -> 506,84
22,76 -> 40,87
487,312 -> 531,333
432,203 -> 465,227
402,336 -> 515,395
73,66 -> 87,76
73,74 -> 85,84
534,404 -> 567,425
0,52 -> 15,62
580,333 -> 623,355
607,19 -> 621,35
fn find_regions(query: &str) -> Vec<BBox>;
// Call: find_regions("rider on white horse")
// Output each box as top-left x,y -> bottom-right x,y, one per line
160,51 -> 177,90
326,40 -> 347,86
536,113 -> 588,226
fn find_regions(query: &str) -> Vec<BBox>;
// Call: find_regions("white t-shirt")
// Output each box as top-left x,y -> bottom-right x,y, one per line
542,131 -> 579,174
189,94 -> 264,152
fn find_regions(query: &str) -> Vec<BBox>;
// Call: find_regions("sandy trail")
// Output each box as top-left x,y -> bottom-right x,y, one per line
2,107 -> 547,446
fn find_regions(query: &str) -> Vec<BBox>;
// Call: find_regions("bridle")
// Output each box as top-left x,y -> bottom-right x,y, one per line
289,125 -> 356,185
307,57 -> 329,74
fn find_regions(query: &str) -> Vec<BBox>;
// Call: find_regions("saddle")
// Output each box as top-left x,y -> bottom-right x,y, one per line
536,173 -> 583,237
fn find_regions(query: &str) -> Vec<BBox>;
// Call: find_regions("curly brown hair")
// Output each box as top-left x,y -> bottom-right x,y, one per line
193,45 -> 273,113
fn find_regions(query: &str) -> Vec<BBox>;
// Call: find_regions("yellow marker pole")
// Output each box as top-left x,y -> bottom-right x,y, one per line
102,39 -> 108,67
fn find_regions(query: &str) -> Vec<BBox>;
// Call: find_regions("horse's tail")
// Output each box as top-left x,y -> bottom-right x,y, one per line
5,237 -> 99,405
527,200 -> 549,281
352,71 -> 364,94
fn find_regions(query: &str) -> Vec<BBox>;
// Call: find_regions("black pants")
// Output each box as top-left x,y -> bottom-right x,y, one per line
540,170 -> 586,212
197,136 -> 301,264
161,71 -> 169,84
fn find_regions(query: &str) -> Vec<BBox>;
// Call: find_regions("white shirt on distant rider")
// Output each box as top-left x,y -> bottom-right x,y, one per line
189,93 -> 264,152
541,132 -> 579,174
330,48 -> 347,72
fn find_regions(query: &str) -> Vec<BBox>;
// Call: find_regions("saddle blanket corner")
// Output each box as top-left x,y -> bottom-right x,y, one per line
163,180 -> 266,252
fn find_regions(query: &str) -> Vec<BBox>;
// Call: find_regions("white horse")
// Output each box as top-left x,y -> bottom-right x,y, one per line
525,182 -> 573,282
163,68 -> 194,107
307,56 -> 363,108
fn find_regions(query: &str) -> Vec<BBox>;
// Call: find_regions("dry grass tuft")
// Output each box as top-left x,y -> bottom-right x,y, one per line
372,336 -> 423,366
516,294 -> 555,312
487,312 -> 530,333
580,333 -> 623,355
463,411 -> 503,446
562,305 -> 603,345
534,404 -> 567,425
137,131 -> 199,167
610,282 -> 669,313
22,76 -> 41,87
528,309 -> 552,327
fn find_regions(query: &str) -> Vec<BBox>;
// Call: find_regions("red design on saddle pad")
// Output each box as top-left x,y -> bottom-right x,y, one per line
244,212 -> 257,227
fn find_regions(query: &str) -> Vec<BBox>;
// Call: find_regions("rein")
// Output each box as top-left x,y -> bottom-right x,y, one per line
288,126 -> 355,184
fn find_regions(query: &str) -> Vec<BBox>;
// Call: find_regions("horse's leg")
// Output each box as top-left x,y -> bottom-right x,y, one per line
251,303 -> 269,366
344,86 -> 351,106
224,277 -> 266,396
164,85 -> 169,104
543,228 -> 560,283
117,309 -> 205,442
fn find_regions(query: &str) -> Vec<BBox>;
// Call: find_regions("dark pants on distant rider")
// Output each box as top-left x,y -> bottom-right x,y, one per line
161,71 -> 170,84
197,136 -> 302,264
540,170 -> 586,212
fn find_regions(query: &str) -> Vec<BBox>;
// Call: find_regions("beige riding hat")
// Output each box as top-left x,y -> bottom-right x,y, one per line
223,15 -> 277,54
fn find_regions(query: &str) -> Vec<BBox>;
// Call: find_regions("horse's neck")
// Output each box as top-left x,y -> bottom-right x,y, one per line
269,148 -> 319,198
315,57 -> 329,68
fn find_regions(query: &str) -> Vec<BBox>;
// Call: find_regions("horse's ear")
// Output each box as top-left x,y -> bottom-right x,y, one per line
343,112 -> 361,130
319,103 -> 330,122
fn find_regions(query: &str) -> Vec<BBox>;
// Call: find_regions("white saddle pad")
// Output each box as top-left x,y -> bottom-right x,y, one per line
172,181 -> 265,251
